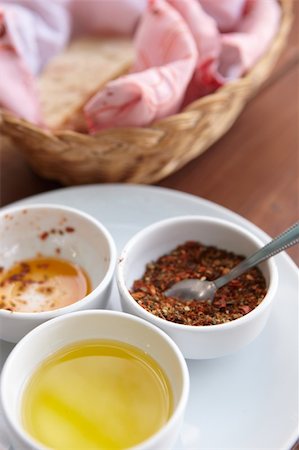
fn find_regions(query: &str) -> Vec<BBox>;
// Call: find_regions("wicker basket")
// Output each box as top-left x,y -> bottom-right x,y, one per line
0,0 -> 293,185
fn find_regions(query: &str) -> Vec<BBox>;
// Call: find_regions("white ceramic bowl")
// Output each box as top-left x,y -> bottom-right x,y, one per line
0,204 -> 117,343
0,310 -> 189,450
116,216 -> 278,359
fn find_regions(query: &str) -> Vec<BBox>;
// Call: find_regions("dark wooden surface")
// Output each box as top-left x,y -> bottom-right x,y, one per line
0,3 -> 298,265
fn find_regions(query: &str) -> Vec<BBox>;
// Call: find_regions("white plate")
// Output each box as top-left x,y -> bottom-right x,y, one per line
0,184 -> 298,450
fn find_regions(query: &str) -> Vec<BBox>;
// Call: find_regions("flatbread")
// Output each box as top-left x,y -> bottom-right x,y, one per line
38,36 -> 134,131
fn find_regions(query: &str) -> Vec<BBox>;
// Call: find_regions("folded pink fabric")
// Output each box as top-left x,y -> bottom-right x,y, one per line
0,0 -> 143,123
166,0 -> 221,104
1,0 -> 70,75
70,0 -> 146,37
85,0 -> 281,131
0,8 -> 41,123
166,0 -> 220,68
184,0 -> 281,104
218,0 -> 281,80
0,0 -> 70,123
0,0 -> 281,131
85,0 -> 198,131
200,0 -> 246,32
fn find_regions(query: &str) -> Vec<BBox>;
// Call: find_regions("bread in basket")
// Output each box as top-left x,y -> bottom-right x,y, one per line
0,0 -> 293,185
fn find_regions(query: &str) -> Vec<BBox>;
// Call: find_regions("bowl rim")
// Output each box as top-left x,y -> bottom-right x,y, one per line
0,309 -> 190,450
116,215 -> 279,332
0,203 -> 117,319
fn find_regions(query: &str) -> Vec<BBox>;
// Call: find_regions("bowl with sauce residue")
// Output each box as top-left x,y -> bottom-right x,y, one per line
0,204 -> 117,342
0,310 -> 189,450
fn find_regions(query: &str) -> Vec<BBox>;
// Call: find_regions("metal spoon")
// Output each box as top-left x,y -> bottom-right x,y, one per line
164,222 -> 299,302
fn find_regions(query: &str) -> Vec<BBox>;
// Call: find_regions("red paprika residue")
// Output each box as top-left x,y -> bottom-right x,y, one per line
39,231 -> 49,241
131,241 -> 267,326
65,227 -> 75,233
38,226 -> 75,240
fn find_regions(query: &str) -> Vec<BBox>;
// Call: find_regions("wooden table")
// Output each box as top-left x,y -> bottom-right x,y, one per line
1,4 -> 298,268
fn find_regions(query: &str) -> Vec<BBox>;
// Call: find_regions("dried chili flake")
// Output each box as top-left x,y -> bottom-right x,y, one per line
65,227 -> 75,233
131,241 -> 267,326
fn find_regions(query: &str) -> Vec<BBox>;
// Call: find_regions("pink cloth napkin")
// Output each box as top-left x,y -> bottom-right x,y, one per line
70,0 -> 146,37
200,0 -> 246,32
0,0 -> 281,130
0,0 -> 70,123
85,0 -> 198,131
85,0 -> 280,131
184,0 -> 281,103
0,42 -> 41,124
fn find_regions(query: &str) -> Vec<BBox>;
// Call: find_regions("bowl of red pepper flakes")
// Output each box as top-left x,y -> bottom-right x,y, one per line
116,216 -> 278,359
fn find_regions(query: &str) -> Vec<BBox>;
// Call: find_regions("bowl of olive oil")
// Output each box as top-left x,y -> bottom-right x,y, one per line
1,310 -> 189,450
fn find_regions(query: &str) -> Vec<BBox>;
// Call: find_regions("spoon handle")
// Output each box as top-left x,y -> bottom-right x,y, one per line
214,222 -> 299,289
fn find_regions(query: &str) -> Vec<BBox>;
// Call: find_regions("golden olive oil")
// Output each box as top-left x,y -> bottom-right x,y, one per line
22,339 -> 173,449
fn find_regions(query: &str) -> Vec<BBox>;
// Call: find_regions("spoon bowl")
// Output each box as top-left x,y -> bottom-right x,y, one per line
165,279 -> 217,301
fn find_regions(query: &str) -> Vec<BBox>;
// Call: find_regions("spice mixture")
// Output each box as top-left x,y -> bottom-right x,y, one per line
131,241 -> 267,326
